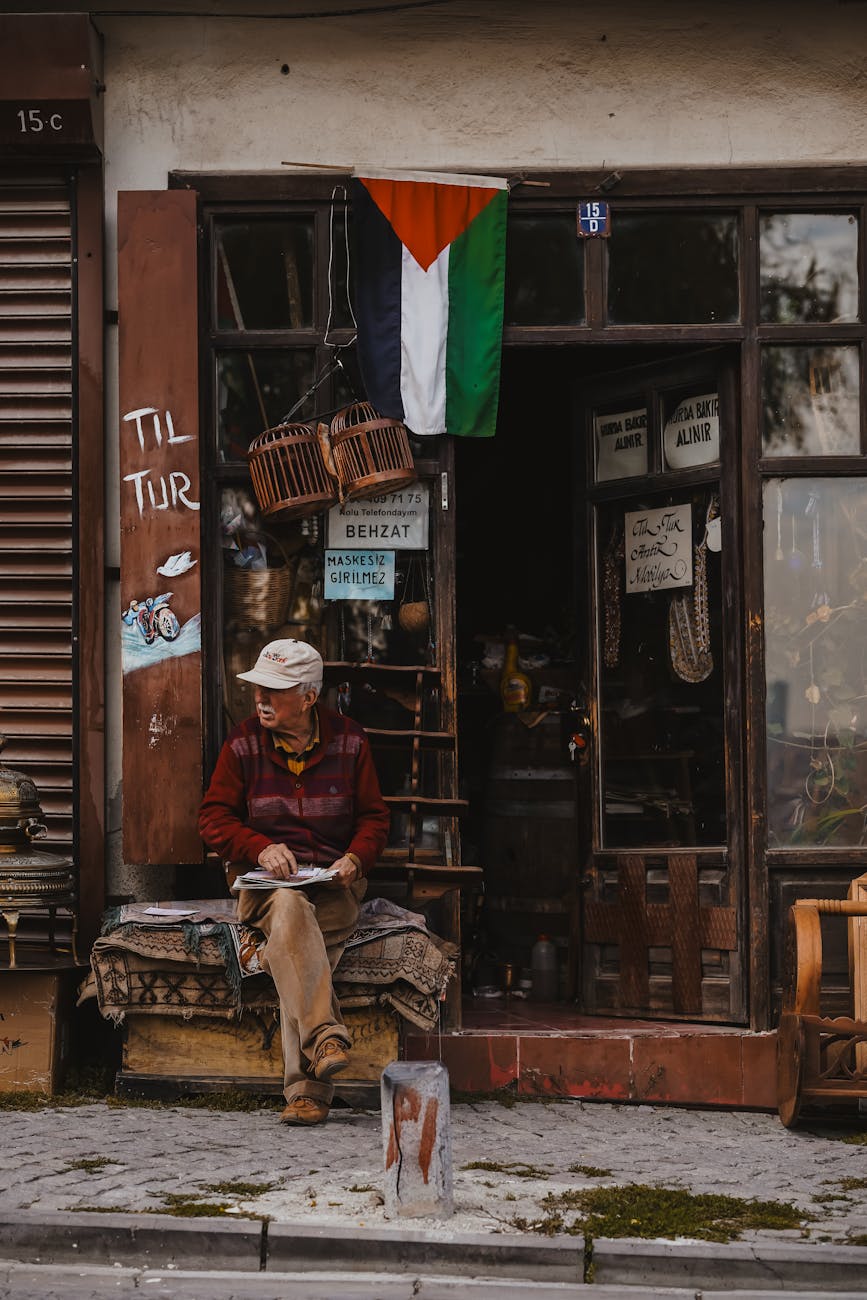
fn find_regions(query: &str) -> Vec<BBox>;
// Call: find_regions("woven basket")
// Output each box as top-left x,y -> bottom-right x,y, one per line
247,421 -> 338,520
223,534 -> 299,632
329,402 -> 416,503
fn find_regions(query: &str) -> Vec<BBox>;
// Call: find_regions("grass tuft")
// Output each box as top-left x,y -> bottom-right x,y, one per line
568,1164 -> 612,1178
523,1184 -> 812,1244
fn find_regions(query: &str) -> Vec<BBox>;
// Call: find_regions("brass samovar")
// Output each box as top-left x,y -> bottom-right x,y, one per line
0,737 -> 77,968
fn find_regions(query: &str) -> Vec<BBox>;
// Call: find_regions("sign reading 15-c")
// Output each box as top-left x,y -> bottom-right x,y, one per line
577,201 -> 610,238
16,108 -> 64,133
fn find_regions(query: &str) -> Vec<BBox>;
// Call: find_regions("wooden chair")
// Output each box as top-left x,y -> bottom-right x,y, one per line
777,875 -> 867,1127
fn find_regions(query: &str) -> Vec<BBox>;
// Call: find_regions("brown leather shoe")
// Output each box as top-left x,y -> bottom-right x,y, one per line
312,1036 -> 351,1080
280,1095 -> 329,1125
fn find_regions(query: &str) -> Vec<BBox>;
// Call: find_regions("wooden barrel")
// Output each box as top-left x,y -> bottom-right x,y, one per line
482,713 -> 579,902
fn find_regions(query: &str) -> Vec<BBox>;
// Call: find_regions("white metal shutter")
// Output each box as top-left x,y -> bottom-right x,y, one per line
0,175 -> 74,853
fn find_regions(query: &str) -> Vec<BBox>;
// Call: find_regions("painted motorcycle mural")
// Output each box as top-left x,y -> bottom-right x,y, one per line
122,592 -> 181,645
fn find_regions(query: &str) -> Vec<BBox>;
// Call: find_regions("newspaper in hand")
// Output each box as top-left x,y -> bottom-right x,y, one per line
230,865 -> 339,892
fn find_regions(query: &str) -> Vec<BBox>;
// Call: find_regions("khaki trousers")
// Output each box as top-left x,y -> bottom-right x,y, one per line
237,879 -> 366,1104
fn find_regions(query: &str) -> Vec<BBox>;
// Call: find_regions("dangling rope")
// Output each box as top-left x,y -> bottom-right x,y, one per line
277,184 -> 358,425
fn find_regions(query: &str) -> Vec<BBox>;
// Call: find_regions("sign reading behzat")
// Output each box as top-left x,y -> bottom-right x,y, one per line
595,408 -> 647,481
328,484 -> 429,550
625,504 -> 693,593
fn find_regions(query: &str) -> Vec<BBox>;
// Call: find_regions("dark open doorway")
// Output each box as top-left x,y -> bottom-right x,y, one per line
454,342 -> 736,1017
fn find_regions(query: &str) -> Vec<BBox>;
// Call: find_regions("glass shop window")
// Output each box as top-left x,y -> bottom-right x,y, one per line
763,477 -> 867,848
760,212 -> 859,325
607,212 -> 739,325
504,212 -> 585,326
596,489 -> 726,849
216,350 -> 317,463
215,218 -> 315,330
761,344 -> 860,457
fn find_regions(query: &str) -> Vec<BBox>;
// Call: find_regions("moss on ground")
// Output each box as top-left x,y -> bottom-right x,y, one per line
0,1088 -> 283,1113
513,1183 -> 811,1244
568,1164 -> 612,1178
462,1160 -> 550,1180
63,1157 -> 118,1173
200,1180 -> 279,1197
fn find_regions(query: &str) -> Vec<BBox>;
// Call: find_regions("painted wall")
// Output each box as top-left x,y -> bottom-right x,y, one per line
97,0 -> 867,884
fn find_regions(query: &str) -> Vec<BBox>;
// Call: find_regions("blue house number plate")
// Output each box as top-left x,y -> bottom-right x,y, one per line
577,201 -> 610,237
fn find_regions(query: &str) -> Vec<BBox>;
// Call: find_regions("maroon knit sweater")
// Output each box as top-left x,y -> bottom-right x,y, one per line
198,707 -> 390,875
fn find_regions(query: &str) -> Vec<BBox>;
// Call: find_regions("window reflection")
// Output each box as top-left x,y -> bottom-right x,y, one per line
608,213 -> 739,324
216,350 -> 316,462
504,213 -> 584,325
597,490 -> 726,848
760,213 -> 859,324
764,478 -> 867,847
761,345 -> 860,457
216,219 -> 315,330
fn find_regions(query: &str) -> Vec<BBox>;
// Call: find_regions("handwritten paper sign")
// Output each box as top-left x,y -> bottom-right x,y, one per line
663,392 -> 720,470
625,504 -> 693,593
328,484 -> 429,550
595,407 -> 648,481
324,550 -> 395,601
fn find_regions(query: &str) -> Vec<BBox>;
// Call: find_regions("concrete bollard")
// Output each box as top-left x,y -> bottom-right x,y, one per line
381,1060 -> 453,1219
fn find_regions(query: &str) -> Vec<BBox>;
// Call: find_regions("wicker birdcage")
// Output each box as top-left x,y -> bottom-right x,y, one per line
328,402 -> 417,503
247,421 -> 338,521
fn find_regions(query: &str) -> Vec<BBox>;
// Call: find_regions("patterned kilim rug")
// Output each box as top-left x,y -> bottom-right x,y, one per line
82,901 -> 456,1031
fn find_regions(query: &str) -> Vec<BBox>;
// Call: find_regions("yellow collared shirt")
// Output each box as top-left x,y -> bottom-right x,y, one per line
272,709 -> 319,776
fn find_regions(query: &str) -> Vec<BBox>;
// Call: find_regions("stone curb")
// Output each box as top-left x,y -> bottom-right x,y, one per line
2,1212 -> 866,1289
592,1237 -> 867,1292
0,1212 -> 262,1272
266,1221 -> 584,1280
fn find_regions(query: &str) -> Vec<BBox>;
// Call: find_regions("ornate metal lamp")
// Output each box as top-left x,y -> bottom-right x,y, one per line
0,737 -> 77,968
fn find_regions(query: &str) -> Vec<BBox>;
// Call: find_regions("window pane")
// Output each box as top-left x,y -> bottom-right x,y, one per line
597,489 -> 726,848
764,477 -> 867,848
217,350 -> 316,462
761,344 -> 860,457
504,213 -> 584,325
760,213 -> 859,324
216,219 -> 315,330
608,212 -> 739,324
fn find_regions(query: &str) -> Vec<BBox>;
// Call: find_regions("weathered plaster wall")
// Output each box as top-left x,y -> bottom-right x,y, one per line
99,0 -> 867,884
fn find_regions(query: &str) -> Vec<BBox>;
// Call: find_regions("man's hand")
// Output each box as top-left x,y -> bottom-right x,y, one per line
257,843 -> 299,880
328,855 -> 360,889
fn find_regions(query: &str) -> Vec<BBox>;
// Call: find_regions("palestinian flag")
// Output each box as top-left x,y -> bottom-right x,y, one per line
351,169 -> 508,438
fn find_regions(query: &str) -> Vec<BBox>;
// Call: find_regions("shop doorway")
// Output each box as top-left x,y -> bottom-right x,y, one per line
456,346 -> 747,1024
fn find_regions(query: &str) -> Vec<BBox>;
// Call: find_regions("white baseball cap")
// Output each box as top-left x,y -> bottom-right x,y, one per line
237,639 -> 324,691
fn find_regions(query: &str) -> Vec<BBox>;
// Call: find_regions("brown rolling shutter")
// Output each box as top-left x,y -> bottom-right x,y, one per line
0,175 -> 74,853
118,190 -> 203,865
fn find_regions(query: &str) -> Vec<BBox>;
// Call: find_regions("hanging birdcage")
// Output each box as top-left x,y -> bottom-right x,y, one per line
247,421 -> 338,521
328,402 -> 417,503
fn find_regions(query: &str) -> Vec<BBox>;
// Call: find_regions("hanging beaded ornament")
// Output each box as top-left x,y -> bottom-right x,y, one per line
602,525 -> 624,669
669,494 -> 719,684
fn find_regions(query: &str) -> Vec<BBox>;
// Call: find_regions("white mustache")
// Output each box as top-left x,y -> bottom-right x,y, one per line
257,705 -> 276,717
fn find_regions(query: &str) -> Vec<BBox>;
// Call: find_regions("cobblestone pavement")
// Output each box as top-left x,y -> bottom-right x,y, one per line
1,1099 -> 865,1245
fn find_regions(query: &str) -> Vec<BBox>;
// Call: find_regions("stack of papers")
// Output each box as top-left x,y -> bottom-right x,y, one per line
231,866 -> 339,891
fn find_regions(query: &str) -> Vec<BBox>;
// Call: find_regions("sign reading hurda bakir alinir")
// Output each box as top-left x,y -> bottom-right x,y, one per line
595,407 -> 648,481
663,391 -> 720,470
324,550 -> 396,601
327,484 -> 429,550
625,504 -> 693,593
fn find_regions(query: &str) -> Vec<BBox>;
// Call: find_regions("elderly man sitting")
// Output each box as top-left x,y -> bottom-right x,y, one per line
199,639 -> 389,1125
